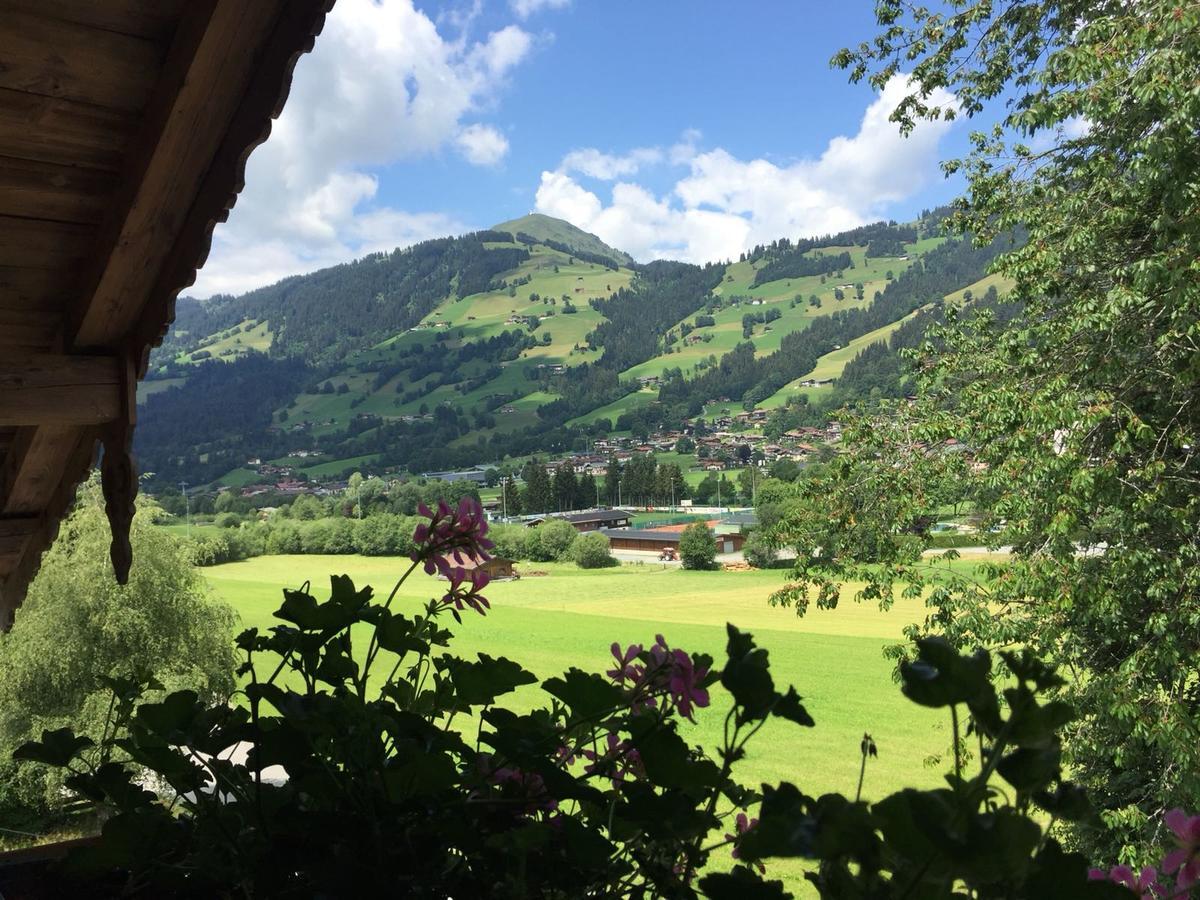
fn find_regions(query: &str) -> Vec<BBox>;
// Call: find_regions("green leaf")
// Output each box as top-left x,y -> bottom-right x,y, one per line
899,637 -> 992,709
441,654 -> 537,707
738,783 -> 817,860
699,867 -> 793,900
996,745 -> 1062,793
314,646 -> 358,686
1003,689 -> 1075,748
133,690 -> 201,743
1033,781 -> 1093,823
1026,841 -> 1131,899
722,624 -> 776,722
65,762 -> 157,808
382,750 -> 457,798
542,668 -> 623,722
772,687 -> 815,728
275,574 -> 372,632
372,610 -> 426,656
559,815 -> 617,871
628,718 -> 721,790
14,728 -> 93,767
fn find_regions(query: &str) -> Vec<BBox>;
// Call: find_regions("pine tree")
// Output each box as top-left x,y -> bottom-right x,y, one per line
521,460 -> 554,515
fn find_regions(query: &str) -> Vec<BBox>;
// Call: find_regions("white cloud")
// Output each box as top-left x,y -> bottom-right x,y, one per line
510,0 -> 570,19
535,75 -> 956,263
560,146 -> 663,180
191,0 -> 535,297
456,123 -> 510,166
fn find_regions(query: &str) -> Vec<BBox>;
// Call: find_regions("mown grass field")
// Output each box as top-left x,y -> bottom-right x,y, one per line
202,554 -> 970,893
178,318 -> 273,364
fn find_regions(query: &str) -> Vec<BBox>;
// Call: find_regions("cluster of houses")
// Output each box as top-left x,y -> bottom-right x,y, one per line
520,508 -> 752,556
230,407 -> 846,502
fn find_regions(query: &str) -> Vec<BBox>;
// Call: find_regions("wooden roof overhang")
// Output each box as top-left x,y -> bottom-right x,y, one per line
0,0 -> 334,625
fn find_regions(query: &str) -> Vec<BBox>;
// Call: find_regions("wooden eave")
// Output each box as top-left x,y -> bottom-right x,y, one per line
0,0 -> 335,624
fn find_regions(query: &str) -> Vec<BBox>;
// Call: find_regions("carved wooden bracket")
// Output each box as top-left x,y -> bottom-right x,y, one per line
100,353 -> 137,584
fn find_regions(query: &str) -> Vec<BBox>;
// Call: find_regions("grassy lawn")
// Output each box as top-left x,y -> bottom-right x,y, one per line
566,387 -> 658,427
203,555 -> 962,893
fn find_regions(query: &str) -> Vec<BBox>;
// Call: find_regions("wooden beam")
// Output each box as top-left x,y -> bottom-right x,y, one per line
0,155 -> 118,224
2,0 -> 187,42
0,10 -> 164,112
0,307 -> 58,350
0,215 -> 93,269
0,516 -> 39,560
0,87 -> 135,172
0,427 -> 98,625
0,264 -> 78,310
0,355 -> 121,427
132,0 -> 333,363
68,0 -> 286,349
0,425 -> 78,514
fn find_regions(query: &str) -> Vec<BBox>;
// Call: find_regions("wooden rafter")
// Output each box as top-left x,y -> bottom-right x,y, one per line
0,0 -> 335,623
0,355 -> 122,427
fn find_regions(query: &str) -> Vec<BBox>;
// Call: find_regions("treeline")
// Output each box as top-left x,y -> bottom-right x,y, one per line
761,283 -> 1011,437
189,513 -> 614,570
741,220 -> 924,267
154,231 -> 530,367
751,250 -> 853,286
507,454 -> 690,515
586,261 -> 725,373
135,354 -> 311,487
513,232 -> 622,270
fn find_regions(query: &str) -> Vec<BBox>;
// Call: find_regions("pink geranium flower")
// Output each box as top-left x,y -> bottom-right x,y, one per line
1162,808 -> 1200,890
649,635 -> 710,721
411,497 -> 495,578
725,813 -> 765,873
607,643 -> 642,684
1088,865 -> 1163,899
582,732 -> 644,786
439,566 -> 491,616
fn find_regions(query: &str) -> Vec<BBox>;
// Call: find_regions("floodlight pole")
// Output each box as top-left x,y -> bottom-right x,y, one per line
179,481 -> 190,539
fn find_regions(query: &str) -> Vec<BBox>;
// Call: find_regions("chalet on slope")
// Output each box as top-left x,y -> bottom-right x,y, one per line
0,0 -> 335,627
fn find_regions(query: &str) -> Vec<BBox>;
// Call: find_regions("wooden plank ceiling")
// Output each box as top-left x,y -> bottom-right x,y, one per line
0,0 -> 334,624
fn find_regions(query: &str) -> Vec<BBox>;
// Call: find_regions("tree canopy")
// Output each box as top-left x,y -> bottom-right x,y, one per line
774,0 -> 1200,862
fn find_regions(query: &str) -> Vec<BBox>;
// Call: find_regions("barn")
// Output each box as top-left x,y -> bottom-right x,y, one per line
449,555 -> 517,580
599,528 -> 745,555
556,509 -> 632,532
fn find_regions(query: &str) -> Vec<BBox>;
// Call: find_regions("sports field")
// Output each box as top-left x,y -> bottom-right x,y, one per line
203,554 -> 970,892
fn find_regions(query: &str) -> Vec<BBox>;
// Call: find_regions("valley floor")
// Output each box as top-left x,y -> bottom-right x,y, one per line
201,554 -> 1000,893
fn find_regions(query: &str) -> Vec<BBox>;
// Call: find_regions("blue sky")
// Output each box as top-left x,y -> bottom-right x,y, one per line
193,0 -> 969,297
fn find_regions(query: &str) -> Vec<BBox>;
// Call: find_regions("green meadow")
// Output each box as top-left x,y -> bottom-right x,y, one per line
202,554 -> 972,893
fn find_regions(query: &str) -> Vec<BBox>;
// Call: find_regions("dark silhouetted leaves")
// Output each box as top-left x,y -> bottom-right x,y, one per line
14,727 -> 93,767
440,653 -> 536,707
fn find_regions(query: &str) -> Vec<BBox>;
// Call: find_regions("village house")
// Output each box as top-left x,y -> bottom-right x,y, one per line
445,555 -> 517,580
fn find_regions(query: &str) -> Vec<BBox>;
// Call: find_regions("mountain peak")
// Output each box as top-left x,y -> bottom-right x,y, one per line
492,213 -> 633,267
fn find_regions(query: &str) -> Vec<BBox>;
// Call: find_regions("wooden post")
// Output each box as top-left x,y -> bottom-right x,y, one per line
99,351 -> 137,584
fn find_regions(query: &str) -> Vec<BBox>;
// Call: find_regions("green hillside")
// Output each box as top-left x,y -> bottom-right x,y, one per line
493,213 -> 634,267
621,241 -> 926,383
135,212 -> 1003,488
